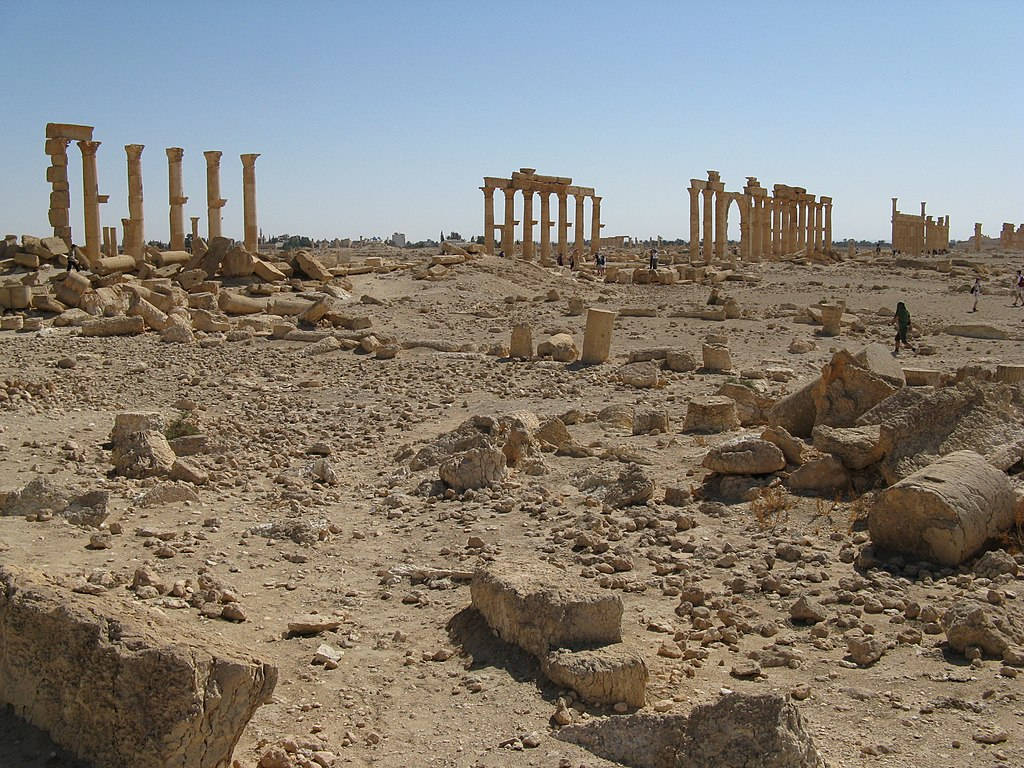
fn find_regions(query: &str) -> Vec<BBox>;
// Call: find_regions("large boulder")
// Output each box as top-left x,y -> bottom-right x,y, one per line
766,379 -> 818,438
811,424 -> 888,470
111,431 -> 177,478
537,333 -> 579,363
438,445 -> 507,491
470,561 -> 623,657
869,450 -> 1016,566
703,437 -> 785,475
542,647 -> 647,707
942,599 -> 1024,662
785,455 -> 850,495
619,361 -> 660,388
811,349 -> 901,428
0,565 -> 276,768
604,464 -> 655,507
0,477 -> 108,527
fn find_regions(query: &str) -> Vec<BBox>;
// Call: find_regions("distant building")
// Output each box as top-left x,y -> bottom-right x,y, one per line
390,232 -> 406,247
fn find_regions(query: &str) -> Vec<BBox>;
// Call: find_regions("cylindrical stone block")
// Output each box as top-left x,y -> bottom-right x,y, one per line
701,343 -> 732,372
683,395 -> 740,433
819,304 -> 843,336
581,308 -> 616,364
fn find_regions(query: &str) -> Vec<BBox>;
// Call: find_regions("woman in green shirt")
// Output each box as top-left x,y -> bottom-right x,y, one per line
893,301 -> 915,354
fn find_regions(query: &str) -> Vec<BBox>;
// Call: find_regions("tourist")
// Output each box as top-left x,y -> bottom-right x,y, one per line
1013,270 -> 1023,307
892,301 -> 915,354
649,247 -> 658,271
970,278 -> 982,312
594,250 -> 605,276
66,244 -> 82,273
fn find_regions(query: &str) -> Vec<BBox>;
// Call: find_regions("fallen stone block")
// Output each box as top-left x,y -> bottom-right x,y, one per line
0,565 -> 276,768
218,291 -> 266,315
79,316 -> 145,337
943,324 -> 1009,340
439,446 -> 507,491
903,367 -> 943,387
766,379 -> 818,438
537,333 -> 578,363
785,455 -> 850,495
542,647 -> 647,707
112,430 -> 177,478
703,437 -> 785,475
683,395 -> 740,433
470,561 -> 623,657
811,424 -> 888,470
869,450 -> 1016,566
942,599 -> 1024,663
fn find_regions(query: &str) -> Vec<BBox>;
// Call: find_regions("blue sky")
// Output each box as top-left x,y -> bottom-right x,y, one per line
2,1 -> 1021,243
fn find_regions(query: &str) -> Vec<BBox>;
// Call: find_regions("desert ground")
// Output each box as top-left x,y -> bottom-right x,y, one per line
1,241 -> 1023,768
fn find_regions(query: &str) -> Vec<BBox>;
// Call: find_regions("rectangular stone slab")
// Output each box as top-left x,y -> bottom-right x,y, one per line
0,565 -> 277,768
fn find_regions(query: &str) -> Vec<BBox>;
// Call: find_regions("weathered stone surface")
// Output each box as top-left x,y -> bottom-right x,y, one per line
79,316 -> 145,337
942,599 -> 1024,662
470,561 -> 623,657
760,425 -> 805,465
811,424 -> 888,470
537,333 -> 578,363
869,450 -> 1016,566
295,251 -> 332,281
718,382 -> 773,426
852,342 -> 906,386
943,324 -> 1009,340
111,411 -> 165,444
619,361 -> 660,388
785,455 -> 850,495
812,349 -> 900,428
683,396 -> 740,433
439,446 -> 507,491
903,367 -> 943,387
509,324 -> 533,359
604,464 -> 655,507
703,437 -> 785,475
542,647 -> 647,707
112,430 -> 176,478
972,549 -> 1020,579
557,712 -> 688,768
0,565 -> 276,768
0,477 -> 108,527
664,349 -> 697,372
701,343 -> 732,372
766,379 -> 818,438
633,409 -> 670,435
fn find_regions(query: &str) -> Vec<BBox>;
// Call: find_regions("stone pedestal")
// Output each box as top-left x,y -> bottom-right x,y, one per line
77,140 -> 102,265
819,303 -> 843,336
124,144 -> 145,260
510,324 -> 533,359
204,151 -> 226,240
166,148 -> 187,251
581,308 -> 616,364
241,153 -> 260,253
683,396 -> 740,433
702,343 -> 732,372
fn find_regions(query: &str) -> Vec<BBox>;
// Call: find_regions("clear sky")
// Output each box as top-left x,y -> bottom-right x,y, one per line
2,0 -> 1021,244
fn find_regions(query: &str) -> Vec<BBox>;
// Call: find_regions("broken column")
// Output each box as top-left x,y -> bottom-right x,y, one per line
45,137 -> 72,245
240,153 -> 260,253
590,195 -> 602,255
204,150 -> 226,240
974,222 -> 983,252
165,147 -> 187,251
581,308 -> 615,364
124,144 -> 145,260
190,216 -> 200,250
77,140 -> 103,265
819,303 -> 843,336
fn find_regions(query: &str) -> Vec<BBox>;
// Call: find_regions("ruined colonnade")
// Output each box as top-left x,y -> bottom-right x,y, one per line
481,168 -> 602,264
43,122 -> 261,265
891,198 -> 950,254
687,171 -> 833,265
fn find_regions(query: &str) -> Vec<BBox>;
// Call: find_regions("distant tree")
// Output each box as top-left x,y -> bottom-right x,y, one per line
447,231 -> 462,241
147,240 -> 168,250
280,235 -> 313,250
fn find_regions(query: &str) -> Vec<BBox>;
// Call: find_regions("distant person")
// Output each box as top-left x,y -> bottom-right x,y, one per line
875,243 -> 881,254
970,277 -> 982,312
65,244 -> 82,273
1013,270 -> 1023,307
569,251 -> 576,270
594,250 -> 605,276
893,301 -> 915,354
649,247 -> 659,271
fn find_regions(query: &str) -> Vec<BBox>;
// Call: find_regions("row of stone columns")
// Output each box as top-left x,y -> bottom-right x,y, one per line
483,186 -> 601,264
43,124 -> 260,262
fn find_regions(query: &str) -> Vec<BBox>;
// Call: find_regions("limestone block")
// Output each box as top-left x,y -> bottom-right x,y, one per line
760,425 -> 806,465
618,361 -> 660,388
683,396 -> 740,433
189,292 -> 219,311
0,564 -> 276,768
221,246 -> 256,277
295,250 -> 332,282
785,455 -> 850,495
190,236 -> 230,276
48,208 -> 70,227
811,424 -> 888,470
45,122 -> 93,141
665,349 -> 697,372
818,303 -> 843,336
13,251 -> 40,269
943,324 -> 1009,340
581,308 -> 615,364
79,316 -> 145,337
903,368 -> 943,387
253,259 -> 287,282
40,236 -> 69,257
941,599 -> 1024,661
1,316 -> 24,331
542,647 -> 647,707
267,295 -> 315,316
190,310 -> 232,333
111,430 -> 176,478
701,343 -> 732,372
111,412 -> 165,444
767,379 -> 818,438
566,296 -> 584,316
994,364 -> 1024,384
95,255 -> 137,275
852,342 -> 906,386
128,295 -> 171,331
537,333 -> 578,363
31,294 -> 67,314
633,409 -> 670,435
812,349 -> 900,428
176,269 -> 209,292
718,381 -> 773,426
702,437 -> 785,475
439,446 -> 507,491
3,284 -> 32,310
470,561 -> 623,657
869,450 -> 1016,565
218,291 -> 266,315
154,250 -> 192,267
509,323 -> 533,359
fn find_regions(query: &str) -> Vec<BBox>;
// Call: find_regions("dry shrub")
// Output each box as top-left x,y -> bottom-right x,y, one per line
751,485 -> 791,530
847,495 -> 871,532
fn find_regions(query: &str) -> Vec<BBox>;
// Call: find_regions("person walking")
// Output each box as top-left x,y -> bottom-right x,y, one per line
893,301 -> 915,354
970,278 -> 982,312
1013,270 -> 1023,307
66,243 -> 82,273
649,247 -> 659,271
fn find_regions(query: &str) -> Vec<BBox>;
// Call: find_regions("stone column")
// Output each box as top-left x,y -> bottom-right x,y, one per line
582,308 -> 616,364
124,144 -> 145,259
522,188 -> 534,260
796,198 -> 806,250
806,198 -> 815,252
45,137 -> 72,245
782,200 -> 793,255
539,192 -> 552,265
590,195 -> 602,255
714,193 -> 728,262
740,201 -> 752,262
502,187 -> 515,256
702,185 -> 714,264
557,191 -> 569,262
481,186 -> 495,255
813,203 -> 823,254
241,153 -> 260,253
771,199 -> 782,258
165,147 -> 187,251
823,197 -> 833,255
973,222 -> 982,252
204,151 -> 226,240
574,193 -> 585,258
190,216 -> 200,250
78,140 -> 102,264
688,185 -> 701,264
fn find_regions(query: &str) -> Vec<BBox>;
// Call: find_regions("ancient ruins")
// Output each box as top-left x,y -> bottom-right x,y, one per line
687,171 -> 833,264
890,197 -> 951,254
1,120 -> 1024,768
481,168 -> 602,262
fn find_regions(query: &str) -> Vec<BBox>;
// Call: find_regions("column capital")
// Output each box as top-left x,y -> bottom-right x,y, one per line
124,144 -> 145,160
480,186 -> 495,196
591,195 -> 602,203
203,150 -> 223,165
240,153 -> 261,166
165,147 -> 185,161
77,140 -> 101,156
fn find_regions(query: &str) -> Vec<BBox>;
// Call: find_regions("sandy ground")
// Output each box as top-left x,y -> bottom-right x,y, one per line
1,245 -> 1023,768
